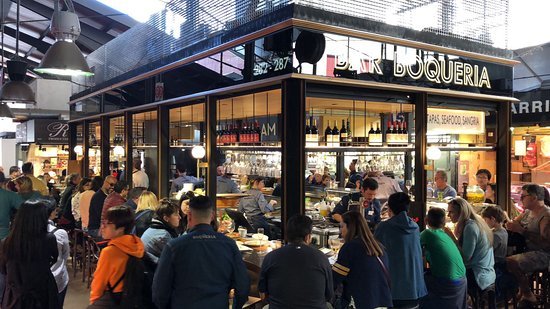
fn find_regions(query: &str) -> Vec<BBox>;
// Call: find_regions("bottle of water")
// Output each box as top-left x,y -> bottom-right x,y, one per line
427,181 -> 434,198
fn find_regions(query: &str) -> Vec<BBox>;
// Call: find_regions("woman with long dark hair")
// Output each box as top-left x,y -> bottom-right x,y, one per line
0,200 -> 60,308
332,211 -> 392,309
72,177 -> 92,228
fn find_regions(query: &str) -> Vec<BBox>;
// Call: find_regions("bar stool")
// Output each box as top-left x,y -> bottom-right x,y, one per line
471,283 -> 496,309
529,270 -> 549,309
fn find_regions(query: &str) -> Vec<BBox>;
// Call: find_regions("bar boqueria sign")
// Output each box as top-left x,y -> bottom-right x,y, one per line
427,108 -> 485,135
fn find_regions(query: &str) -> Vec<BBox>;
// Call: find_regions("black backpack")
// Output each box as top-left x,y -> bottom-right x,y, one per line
107,254 -> 149,309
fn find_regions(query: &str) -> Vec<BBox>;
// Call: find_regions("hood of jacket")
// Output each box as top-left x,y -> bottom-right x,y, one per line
149,218 -> 179,238
385,211 -> 418,234
108,234 -> 145,258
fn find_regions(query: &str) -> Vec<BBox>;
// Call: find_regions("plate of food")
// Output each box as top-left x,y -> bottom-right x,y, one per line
244,240 -> 263,247
251,233 -> 268,241
226,232 -> 240,239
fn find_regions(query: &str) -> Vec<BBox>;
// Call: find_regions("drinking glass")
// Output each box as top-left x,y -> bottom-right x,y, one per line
226,220 -> 235,234
329,238 -> 343,255
257,228 -> 265,247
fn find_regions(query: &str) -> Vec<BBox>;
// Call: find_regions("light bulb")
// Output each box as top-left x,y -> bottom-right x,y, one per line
426,146 -> 442,160
191,145 -> 206,159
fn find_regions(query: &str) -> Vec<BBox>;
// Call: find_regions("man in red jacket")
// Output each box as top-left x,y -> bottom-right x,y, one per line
101,180 -> 129,222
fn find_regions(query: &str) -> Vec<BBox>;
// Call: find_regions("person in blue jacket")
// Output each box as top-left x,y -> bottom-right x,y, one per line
374,192 -> 427,308
152,196 -> 249,308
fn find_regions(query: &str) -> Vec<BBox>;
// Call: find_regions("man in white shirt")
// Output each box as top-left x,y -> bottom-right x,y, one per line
132,158 -> 149,189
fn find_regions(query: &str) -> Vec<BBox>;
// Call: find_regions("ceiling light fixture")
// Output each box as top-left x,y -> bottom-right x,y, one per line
0,0 -> 35,105
35,0 -> 94,77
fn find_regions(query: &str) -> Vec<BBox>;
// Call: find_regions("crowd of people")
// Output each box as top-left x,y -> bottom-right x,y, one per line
0,161 -> 548,309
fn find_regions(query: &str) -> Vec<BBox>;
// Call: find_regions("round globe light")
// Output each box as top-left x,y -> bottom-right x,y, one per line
113,145 -> 125,156
426,146 -> 442,160
191,145 -> 206,159
73,145 -> 83,155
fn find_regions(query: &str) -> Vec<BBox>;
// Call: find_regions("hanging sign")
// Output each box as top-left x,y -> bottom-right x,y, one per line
512,89 -> 550,126
427,108 -> 485,135
19,119 -> 69,145
155,82 -> 164,101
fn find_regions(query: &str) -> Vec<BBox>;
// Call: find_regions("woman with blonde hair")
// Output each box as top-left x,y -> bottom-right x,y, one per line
447,197 -> 496,305
332,211 -> 392,309
134,191 -> 159,237
14,176 -> 42,201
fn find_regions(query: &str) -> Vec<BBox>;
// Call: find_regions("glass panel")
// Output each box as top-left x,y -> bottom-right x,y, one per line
132,110 -> 159,195
75,124 -> 84,161
427,97 -> 498,204
168,103 -> 206,199
305,87 -> 415,231
88,121 -> 102,177
109,116 -> 126,178
216,89 -> 282,238
71,96 -> 101,120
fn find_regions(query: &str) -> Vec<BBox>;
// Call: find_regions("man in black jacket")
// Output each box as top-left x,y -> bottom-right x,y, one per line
87,176 -> 117,239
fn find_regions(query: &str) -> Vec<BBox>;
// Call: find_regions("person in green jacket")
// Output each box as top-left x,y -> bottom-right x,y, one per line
420,207 -> 467,309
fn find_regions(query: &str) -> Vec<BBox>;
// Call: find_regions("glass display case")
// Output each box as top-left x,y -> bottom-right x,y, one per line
88,121 -> 101,176
109,116 -> 125,178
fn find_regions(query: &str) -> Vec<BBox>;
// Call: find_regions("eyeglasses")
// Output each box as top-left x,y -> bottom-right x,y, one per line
107,182 -> 116,187
101,220 -> 114,226
520,194 -> 530,199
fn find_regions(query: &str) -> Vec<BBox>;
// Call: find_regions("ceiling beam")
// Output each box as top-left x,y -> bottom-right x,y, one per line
3,25 -> 51,54
1,49 -> 39,67
15,0 -> 115,46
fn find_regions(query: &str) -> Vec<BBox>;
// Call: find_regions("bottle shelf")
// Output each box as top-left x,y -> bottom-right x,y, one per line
305,145 -> 414,152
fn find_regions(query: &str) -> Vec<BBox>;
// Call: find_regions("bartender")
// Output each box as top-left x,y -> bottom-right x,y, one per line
475,169 -> 491,191
331,178 -> 381,226
216,166 -> 240,194
170,164 -> 203,194
238,176 -> 277,238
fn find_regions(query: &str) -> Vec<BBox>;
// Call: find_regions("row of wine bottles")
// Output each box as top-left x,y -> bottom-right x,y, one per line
216,121 -> 262,145
383,121 -> 408,146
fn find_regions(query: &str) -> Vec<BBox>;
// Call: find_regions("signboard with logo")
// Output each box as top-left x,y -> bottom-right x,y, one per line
427,108 -> 485,135
16,119 -> 69,145
512,89 -> 550,126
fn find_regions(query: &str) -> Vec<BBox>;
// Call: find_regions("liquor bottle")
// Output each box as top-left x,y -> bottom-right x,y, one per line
368,123 -> 375,146
332,120 -> 340,147
340,119 -> 348,147
386,121 -> 393,146
324,122 -> 332,147
231,124 -> 238,144
311,119 -> 319,146
395,122 -> 402,145
346,118 -> 352,146
305,118 -> 312,146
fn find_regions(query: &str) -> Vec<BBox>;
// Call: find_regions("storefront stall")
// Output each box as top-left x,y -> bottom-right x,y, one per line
69,23 -> 514,234
510,89 -> 550,209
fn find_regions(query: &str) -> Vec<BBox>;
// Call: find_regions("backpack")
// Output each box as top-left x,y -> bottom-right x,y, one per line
89,250 -> 149,309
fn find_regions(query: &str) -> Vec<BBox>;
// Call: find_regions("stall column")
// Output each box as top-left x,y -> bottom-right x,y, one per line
100,116 -> 110,178
83,121 -> 90,177
496,100 -> 511,213
281,79 -> 306,236
68,122 -> 77,161
158,105 -> 170,198
124,111 -> 133,185
206,95 -> 217,200
413,92 -> 428,229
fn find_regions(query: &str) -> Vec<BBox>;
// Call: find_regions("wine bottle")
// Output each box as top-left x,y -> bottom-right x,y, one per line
312,119 -> 319,146
368,123 -> 375,146
324,122 -> 332,147
340,119 -> 348,147
254,120 -> 261,144
305,118 -> 312,146
374,123 -> 382,146
386,121 -> 393,147
402,121 -> 408,145
346,118 -> 352,146
332,120 -> 340,147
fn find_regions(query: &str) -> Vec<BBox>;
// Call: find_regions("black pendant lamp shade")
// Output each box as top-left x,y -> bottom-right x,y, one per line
0,59 -> 35,103
35,5 -> 93,77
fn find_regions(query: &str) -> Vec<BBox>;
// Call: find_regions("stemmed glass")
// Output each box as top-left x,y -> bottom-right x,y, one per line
329,238 -> 343,256
405,180 -> 412,197
226,220 -> 235,234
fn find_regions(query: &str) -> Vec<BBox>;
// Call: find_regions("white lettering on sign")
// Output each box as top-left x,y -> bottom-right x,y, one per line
393,53 -> 491,89
47,122 -> 69,138
512,100 -> 550,114
427,108 -> 485,135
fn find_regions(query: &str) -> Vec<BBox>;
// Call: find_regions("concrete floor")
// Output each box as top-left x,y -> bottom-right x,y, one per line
63,270 -> 90,309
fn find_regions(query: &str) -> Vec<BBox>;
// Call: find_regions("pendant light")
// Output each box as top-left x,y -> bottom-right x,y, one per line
34,0 -> 93,77
0,0 -> 35,106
